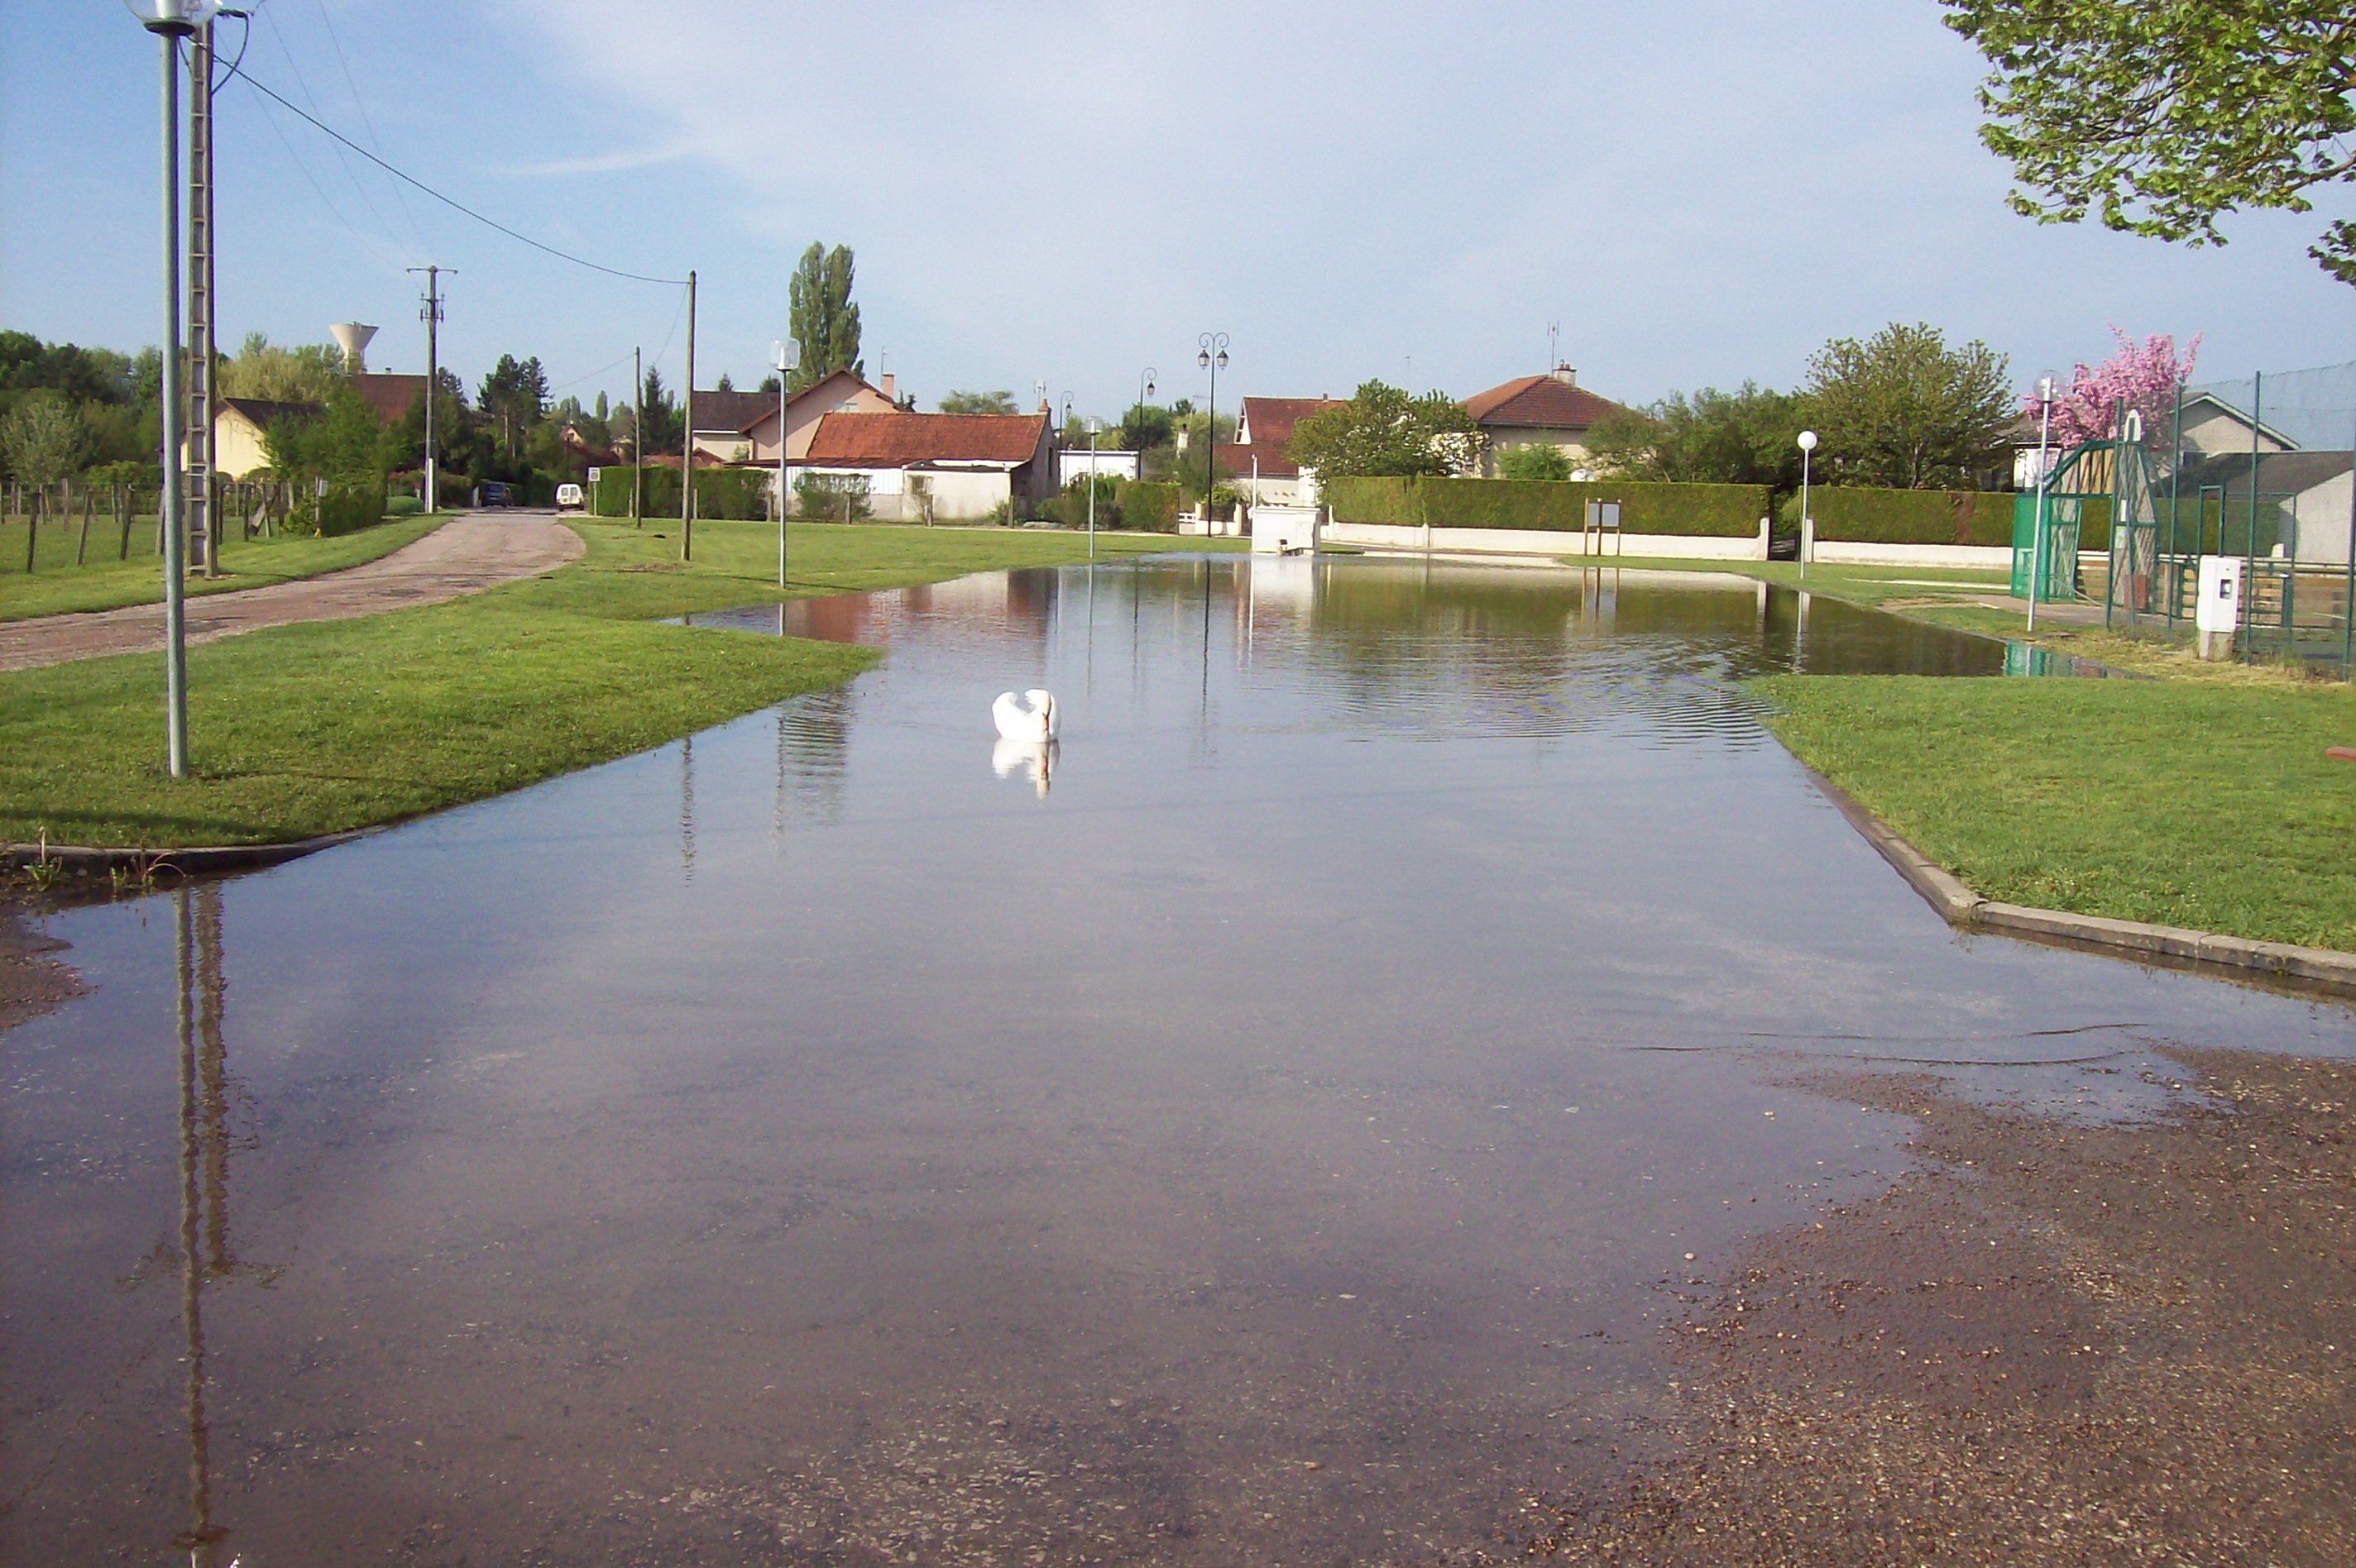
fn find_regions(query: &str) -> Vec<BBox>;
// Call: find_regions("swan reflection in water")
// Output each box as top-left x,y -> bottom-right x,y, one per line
991,736 -> 1056,799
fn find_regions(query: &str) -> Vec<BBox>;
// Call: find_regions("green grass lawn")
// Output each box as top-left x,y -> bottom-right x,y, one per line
1762,675 -> 2356,951
0,512 -> 443,622
0,519 -> 1219,849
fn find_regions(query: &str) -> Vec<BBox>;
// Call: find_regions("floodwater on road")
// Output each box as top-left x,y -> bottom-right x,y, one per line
5,558 -> 2346,1566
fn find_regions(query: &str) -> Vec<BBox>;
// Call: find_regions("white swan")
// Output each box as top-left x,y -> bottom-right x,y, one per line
992,688 -> 1058,742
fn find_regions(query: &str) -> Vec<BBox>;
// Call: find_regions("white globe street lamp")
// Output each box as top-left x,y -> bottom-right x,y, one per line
773,338 -> 799,587
1796,429 -> 1817,579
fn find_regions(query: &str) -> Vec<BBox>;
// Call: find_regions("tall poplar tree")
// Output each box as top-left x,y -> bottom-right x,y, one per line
788,242 -> 864,392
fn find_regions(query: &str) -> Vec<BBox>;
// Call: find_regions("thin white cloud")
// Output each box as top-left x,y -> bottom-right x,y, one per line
488,143 -> 696,179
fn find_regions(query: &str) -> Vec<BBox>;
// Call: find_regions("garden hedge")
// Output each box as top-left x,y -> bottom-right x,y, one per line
1807,487 -> 2016,547
590,465 -> 770,521
285,480 -> 385,538
1118,480 -> 1179,532
1325,476 -> 1769,538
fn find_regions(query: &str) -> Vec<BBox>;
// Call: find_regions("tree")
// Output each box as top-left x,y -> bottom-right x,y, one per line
1496,442 -> 1573,480
1285,380 -> 1486,480
1118,402 -> 1174,453
263,382 -> 395,483
0,392 -> 92,485
788,241 -> 862,391
1944,2 -> 2356,284
939,389 -> 1018,414
1803,323 -> 2014,490
478,354 -> 550,459
715,371 -> 735,394
392,367 -> 472,476
756,372 -> 781,395
1585,382 -> 1808,488
2038,326 -> 2201,453
638,366 -> 681,452
218,332 -> 344,404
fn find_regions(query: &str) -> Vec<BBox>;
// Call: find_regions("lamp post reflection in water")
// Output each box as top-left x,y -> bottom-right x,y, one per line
172,884 -> 232,1566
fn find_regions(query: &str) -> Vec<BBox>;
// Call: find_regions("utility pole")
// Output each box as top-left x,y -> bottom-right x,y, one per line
681,270 -> 697,561
185,20 -> 218,578
409,265 -> 448,513
631,345 -> 644,527
145,1 -> 193,779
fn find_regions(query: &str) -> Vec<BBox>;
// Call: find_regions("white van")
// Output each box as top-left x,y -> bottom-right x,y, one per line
555,482 -> 585,513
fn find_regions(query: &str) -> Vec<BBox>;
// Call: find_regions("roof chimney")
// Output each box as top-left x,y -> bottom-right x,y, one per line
880,371 -> 896,402
1549,363 -> 1577,386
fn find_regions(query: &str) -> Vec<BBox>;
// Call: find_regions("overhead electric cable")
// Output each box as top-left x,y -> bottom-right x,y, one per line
231,69 -> 689,287
309,0 -> 430,256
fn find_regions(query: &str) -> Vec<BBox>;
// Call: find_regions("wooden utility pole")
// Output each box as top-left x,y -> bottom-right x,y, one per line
681,271 -> 697,561
632,345 -> 643,527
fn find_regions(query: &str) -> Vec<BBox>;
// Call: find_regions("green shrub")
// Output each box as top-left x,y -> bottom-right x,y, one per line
1325,476 -> 1768,537
588,465 -> 770,521
1117,480 -> 1179,532
1808,487 -> 2017,547
384,495 -> 424,518
794,471 -> 871,523
282,479 -> 385,538
1496,442 -> 1573,481
1042,475 -> 1122,530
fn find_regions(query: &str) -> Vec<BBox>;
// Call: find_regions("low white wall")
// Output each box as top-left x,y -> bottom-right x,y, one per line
1809,541 -> 2012,569
1324,521 -> 1769,560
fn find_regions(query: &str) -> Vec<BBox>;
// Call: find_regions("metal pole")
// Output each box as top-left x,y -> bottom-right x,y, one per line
681,270 -> 696,562
776,364 -> 788,587
2028,381 -> 2052,632
2343,392 -> 2355,679
156,26 -> 190,779
2246,372 -> 2262,662
791,365 -> 801,586
631,346 -> 643,527
1798,447 -> 1810,581
2167,380 -> 2184,631
1086,419 -> 1098,558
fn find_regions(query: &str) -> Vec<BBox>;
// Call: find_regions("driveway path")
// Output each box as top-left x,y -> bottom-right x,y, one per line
0,514 -> 584,672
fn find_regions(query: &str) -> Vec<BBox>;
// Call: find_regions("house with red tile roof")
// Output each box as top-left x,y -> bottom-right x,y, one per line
795,409 -> 1054,520
1221,394 -> 1346,504
692,370 -> 908,466
1461,366 -> 1631,475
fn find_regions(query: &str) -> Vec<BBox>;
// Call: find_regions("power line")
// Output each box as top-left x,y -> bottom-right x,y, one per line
230,69 -> 689,287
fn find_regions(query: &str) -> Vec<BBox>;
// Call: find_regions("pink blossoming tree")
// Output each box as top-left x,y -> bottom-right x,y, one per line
2028,327 -> 2201,453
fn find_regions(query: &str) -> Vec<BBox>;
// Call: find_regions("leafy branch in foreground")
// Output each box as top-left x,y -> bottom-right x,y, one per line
1943,1 -> 2356,282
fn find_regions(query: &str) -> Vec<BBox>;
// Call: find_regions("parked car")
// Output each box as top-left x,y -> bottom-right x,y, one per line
554,482 -> 585,512
476,481 -> 515,509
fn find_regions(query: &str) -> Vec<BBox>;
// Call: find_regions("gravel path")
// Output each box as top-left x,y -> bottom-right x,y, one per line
0,514 -> 585,672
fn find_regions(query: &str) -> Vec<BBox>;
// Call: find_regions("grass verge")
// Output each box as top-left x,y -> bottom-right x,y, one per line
0,514 -> 443,622
1760,674 -> 2356,951
0,519 -> 1219,849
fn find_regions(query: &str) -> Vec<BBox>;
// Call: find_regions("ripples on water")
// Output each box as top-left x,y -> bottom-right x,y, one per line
6,557 -> 2338,1567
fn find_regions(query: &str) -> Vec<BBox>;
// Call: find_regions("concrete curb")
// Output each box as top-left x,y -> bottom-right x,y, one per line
1802,766 -> 2356,997
5,829 -> 372,877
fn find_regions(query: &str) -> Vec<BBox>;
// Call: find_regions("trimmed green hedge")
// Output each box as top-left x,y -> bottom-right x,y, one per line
284,480 -> 385,538
1808,487 -> 2016,547
1326,476 -> 1769,538
590,466 -> 771,521
1118,480 -> 1179,532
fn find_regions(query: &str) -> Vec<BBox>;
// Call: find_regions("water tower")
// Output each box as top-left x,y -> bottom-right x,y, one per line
329,322 -> 378,375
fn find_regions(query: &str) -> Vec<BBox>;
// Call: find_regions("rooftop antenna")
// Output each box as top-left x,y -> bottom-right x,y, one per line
1548,321 -> 1560,370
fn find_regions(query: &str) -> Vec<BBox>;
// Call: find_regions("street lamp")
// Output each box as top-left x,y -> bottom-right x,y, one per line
773,338 -> 799,588
133,0 -> 239,779
1796,429 -> 1817,580
2027,374 -> 2056,633
1138,366 -> 1158,413
1197,332 -> 1228,533
1086,417 -> 1101,559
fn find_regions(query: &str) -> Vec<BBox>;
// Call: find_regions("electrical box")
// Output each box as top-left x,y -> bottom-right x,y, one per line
2196,556 -> 2243,659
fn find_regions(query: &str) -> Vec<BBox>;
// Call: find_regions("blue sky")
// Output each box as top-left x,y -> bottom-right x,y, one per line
6,1 -> 2353,421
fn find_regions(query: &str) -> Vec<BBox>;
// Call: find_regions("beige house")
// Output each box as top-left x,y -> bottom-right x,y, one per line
204,396 -> 318,478
1462,366 -> 1631,474
1221,395 -> 1344,506
692,370 -> 904,466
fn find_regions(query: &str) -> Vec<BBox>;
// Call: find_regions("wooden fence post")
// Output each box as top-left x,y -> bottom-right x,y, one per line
117,485 -> 133,560
76,487 -> 93,565
24,487 -> 39,572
